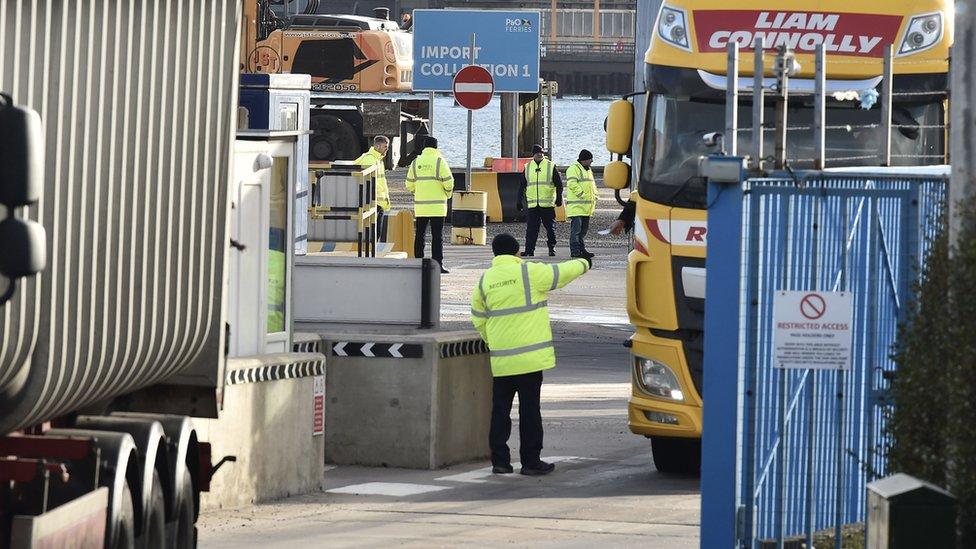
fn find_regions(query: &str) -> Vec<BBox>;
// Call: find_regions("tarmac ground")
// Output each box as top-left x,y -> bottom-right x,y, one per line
198,180 -> 702,548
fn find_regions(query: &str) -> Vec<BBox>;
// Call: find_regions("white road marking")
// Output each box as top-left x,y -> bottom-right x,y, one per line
326,482 -> 450,497
541,382 -> 631,401
440,303 -> 630,325
435,466 -> 511,483
435,457 -> 594,484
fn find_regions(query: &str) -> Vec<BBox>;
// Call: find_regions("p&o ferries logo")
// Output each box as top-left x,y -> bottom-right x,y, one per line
505,17 -> 533,33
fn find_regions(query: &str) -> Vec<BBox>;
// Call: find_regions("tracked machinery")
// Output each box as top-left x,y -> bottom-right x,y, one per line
242,0 -> 429,168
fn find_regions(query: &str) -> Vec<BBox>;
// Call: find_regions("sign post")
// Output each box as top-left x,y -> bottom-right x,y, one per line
428,91 -> 435,134
511,94 -> 518,169
468,35 -> 476,190
771,289 -> 854,545
452,44 -> 495,190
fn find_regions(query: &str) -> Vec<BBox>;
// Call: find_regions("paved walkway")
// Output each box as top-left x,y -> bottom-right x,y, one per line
198,244 -> 701,548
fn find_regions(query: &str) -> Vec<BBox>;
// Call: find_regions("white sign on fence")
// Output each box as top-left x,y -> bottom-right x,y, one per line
772,291 -> 853,370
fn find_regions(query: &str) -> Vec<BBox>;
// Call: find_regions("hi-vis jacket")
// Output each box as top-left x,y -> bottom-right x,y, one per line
354,146 -> 390,210
565,161 -> 598,217
406,147 -> 454,217
523,158 -> 557,208
471,255 -> 590,377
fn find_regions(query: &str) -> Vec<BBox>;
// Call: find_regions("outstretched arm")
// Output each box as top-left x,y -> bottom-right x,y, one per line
536,257 -> 591,294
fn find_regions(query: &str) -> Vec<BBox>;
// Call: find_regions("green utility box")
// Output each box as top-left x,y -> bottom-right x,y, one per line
866,473 -> 956,548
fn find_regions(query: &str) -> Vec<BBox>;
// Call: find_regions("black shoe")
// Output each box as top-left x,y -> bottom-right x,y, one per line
520,461 -> 555,476
548,248 -> 556,257
582,251 -> 594,259
440,267 -> 450,274
492,464 -> 514,474
520,252 -> 534,257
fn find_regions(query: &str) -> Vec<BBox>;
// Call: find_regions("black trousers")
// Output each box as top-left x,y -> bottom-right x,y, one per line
489,370 -> 544,468
414,216 -> 444,264
377,206 -> 388,243
524,207 -> 556,254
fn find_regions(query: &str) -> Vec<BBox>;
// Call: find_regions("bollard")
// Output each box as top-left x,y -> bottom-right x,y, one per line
451,191 -> 487,245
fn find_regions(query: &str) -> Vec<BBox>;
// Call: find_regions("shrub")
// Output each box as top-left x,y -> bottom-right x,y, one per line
890,203 -> 976,546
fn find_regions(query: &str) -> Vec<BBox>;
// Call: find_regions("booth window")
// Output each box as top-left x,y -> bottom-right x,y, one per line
267,156 -> 289,334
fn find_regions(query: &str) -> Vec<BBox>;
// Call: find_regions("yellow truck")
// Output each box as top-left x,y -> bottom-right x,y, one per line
604,0 -> 951,473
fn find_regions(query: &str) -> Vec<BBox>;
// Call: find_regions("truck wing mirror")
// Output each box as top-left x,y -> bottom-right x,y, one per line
0,217 -> 47,279
0,93 -> 44,208
0,92 -> 46,305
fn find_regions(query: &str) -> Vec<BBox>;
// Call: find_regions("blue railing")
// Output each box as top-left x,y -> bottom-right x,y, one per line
701,171 -> 947,547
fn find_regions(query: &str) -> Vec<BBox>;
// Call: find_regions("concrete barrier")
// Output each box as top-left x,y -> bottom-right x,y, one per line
319,330 -> 491,469
195,349 -> 326,511
467,171 -> 566,223
294,256 -> 440,332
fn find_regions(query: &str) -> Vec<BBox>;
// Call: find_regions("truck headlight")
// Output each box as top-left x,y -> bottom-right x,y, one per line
658,6 -> 690,51
898,12 -> 943,56
635,357 -> 684,401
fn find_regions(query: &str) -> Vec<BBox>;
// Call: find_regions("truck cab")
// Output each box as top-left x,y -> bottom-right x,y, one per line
604,0 -> 951,473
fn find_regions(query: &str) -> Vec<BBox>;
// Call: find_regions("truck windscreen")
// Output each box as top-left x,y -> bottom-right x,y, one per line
639,94 -> 945,208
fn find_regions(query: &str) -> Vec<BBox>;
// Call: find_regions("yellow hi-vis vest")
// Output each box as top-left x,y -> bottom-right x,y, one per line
523,158 -> 557,208
354,146 -> 390,210
471,255 -> 590,377
565,161 -> 598,217
406,147 -> 454,217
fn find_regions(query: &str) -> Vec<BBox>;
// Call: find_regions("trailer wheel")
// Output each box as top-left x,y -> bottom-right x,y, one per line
113,482 -> 137,549
310,114 -> 362,161
650,436 -> 701,475
141,471 -> 167,548
173,469 -> 196,549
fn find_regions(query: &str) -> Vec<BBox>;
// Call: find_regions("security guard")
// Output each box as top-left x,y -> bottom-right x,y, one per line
565,149 -> 598,259
518,144 -> 562,257
406,136 -> 454,273
471,233 -> 591,476
354,135 -> 391,242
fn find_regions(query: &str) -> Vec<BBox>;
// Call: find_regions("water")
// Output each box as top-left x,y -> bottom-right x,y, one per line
428,95 -> 614,167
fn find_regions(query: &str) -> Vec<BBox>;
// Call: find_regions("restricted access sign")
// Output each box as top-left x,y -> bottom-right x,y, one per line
453,65 -> 494,110
772,291 -> 853,370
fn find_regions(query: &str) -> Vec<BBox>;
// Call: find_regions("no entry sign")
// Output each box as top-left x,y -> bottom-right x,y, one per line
453,65 -> 494,110
772,291 -> 853,370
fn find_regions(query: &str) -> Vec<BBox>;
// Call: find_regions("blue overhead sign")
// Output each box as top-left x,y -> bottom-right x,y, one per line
412,10 -> 541,93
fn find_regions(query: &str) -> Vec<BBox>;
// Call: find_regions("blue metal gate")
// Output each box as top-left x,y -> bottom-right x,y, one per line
700,172 -> 947,548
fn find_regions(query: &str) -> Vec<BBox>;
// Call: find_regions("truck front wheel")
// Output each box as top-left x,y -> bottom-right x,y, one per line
172,468 -> 196,548
650,436 -> 701,475
112,482 -> 136,549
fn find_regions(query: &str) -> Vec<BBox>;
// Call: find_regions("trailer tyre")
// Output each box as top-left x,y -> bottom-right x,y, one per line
650,436 -> 701,475
173,469 -> 196,549
142,471 -> 167,548
113,482 -> 137,549
310,114 -> 362,161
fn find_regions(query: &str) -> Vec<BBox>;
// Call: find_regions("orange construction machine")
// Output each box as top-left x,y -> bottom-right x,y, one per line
242,1 -> 429,167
